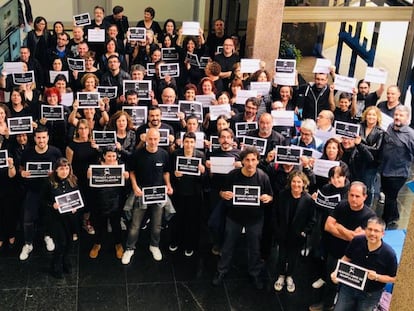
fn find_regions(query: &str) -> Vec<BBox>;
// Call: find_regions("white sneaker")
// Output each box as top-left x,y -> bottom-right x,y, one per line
312,278 -> 326,289
19,244 -> 33,261
149,245 -> 162,261
121,249 -> 134,265
274,275 -> 285,292
379,192 -> 385,204
44,236 -> 55,251
184,250 -> 194,257
286,276 -> 295,293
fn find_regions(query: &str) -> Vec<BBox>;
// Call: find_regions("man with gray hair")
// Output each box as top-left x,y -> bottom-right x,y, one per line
380,104 -> 414,228
291,118 -> 323,151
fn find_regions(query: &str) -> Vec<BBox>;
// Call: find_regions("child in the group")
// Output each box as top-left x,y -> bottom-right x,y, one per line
333,90 -> 357,123
88,146 -> 129,259
43,158 -> 79,279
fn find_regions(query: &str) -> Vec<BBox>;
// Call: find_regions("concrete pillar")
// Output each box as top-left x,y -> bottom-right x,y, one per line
390,205 -> 414,310
245,0 -> 285,75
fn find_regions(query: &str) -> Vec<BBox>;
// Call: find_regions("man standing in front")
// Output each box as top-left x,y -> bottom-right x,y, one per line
380,105 -> 414,228
19,126 -> 62,260
122,128 -> 173,264
212,146 -> 273,290
331,216 -> 397,311
309,181 -> 376,311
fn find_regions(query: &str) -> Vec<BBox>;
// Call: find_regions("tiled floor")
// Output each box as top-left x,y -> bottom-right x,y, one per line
1,186 -> 412,311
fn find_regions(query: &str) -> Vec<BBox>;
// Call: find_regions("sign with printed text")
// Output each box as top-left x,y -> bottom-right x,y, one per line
235,122 -> 258,137
181,21 -> 200,36
142,186 -> 167,204
275,146 -> 302,165
335,260 -> 368,291
73,13 -> 90,26
41,105 -> 64,121
89,165 -> 125,187
123,80 -> 151,100
146,63 -> 155,76
122,106 -> 147,128
236,89 -> 257,105
0,150 -> 8,168
242,136 -> 267,156
185,52 -> 200,67
159,104 -> 179,121
67,58 -> 85,72
77,92 -> 100,108
7,116 -> 33,135
128,27 -> 146,41
87,29 -> 105,42
12,71 -> 34,85
316,190 -> 341,209
92,131 -> 117,147
161,48 -> 179,61
179,101 -> 203,123
49,70 -> 69,84
159,63 -> 180,78
313,159 -> 340,178
233,185 -> 261,206
176,156 -> 201,176
209,104 -> 232,120
26,162 -> 52,178
274,59 -> 296,86
334,121 -> 360,138
271,110 -> 294,127
240,58 -> 261,73
97,86 -> 118,100
55,190 -> 84,214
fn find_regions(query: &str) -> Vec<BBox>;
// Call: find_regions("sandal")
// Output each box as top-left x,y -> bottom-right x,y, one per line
274,275 -> 285,292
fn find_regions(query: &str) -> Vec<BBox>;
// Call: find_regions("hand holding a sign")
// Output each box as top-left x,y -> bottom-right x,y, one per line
220,190 -> 234,200
331,269 -> 339,284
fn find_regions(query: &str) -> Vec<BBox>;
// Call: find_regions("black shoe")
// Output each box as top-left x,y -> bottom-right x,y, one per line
251,276 -> 264,290
386,220 -> 399,230
212,272 -> 225,286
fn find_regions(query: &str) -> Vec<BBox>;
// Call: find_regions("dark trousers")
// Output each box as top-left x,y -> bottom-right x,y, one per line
217,217 -> 264,278
381,175 -> 406,223
51,219 -> 73,273
0,193 -> 19,241
322,254 -> 339,308
170,194 -> 202,251
23,191 -> 42,244
94,210 -> 122,245
277,243 -> 301,277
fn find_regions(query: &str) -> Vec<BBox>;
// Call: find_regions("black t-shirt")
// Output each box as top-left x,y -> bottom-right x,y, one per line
128,147 -> 169,187
325,201 -> 376,258
20,145 -> 62,190
222,167 -> 273,225
345,235 -> 397,292
355,91 -> 379,119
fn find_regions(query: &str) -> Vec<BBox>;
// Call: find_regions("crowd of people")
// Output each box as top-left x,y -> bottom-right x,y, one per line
0,4 -> 411,310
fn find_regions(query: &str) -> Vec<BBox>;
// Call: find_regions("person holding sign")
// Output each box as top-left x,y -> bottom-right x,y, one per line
273,171 -> 315,293
42,158 -> 79,278
0,155 -> 17,250
212,147 -> 273,290
341,136 -> 374,183
309,182 -> 375,311
0,104 -> 10,150
169,132 -> 206,256
359,106 -> 384,207
19,126 -> 62,261
355,79 -> 384,121
122,128 -> 173,264
333,91 -> 357,124
330,217 -> 397,311
88,147 -> 129,260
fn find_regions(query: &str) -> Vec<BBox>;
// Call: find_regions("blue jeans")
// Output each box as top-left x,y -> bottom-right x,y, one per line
334,284 -> 382,311
217,217 -> 264,277
125,197 -> 163,249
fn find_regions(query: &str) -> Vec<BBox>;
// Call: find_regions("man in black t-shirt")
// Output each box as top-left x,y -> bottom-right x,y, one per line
212,146 -> 273,290
19,127 -> 62,261
309,181 -> 375,311
122,128 -> 173,264
331,216 -> 397,311
354,79 -> 384,121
